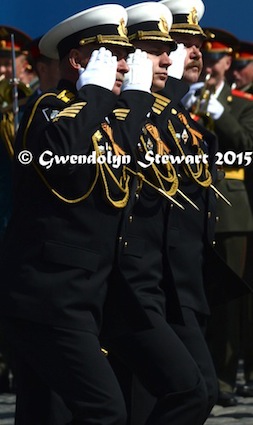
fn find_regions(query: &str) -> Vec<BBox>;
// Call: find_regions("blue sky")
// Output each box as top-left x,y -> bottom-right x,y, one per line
2,0 -> 253,42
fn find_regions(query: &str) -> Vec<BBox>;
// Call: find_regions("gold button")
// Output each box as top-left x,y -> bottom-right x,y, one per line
208,211 -> 211,218
119,236 -> 122,241
215,216 -> 219,222
212,240 -> 216,246
129,215 -> 133,223
124,242 -> 128,248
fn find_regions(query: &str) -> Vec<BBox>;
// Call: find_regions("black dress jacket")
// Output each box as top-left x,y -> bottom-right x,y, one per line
153,78 -> 252,310
0,80 -> 154,334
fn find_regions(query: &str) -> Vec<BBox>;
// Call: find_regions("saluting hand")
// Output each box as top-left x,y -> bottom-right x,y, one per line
121,49 -> 153,93
168,43 -> 187,80
76,47 -> 117,91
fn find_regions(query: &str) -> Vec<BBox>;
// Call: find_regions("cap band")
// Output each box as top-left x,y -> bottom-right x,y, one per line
128,20 -> 176,49
57,24 -> 133,59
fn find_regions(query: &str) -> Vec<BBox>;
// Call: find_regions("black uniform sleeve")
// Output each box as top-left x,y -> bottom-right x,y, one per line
20,85 -> 118,160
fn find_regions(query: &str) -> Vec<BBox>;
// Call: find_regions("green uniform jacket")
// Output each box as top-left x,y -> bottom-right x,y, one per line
214,82 -> 253,233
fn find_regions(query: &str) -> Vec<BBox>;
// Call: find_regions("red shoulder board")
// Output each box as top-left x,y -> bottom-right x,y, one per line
232,89 -> 253,101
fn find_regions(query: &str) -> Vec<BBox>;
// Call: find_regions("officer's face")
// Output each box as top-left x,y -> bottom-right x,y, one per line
232,61 -> 253,90
0,53 -> 31,83
202,54 -> 232,89
171,34 -> 203,84
133,41 -> 172,92
0,56 -> 13,80
108,46 -> 130,95
79,44 -> 129,95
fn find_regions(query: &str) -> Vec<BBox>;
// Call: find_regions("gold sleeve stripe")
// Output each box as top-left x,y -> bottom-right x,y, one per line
53,112 -> 78,119
152,93 -> 171,114
58,106 -> 86,113
113,108 -> 130,120
152,106 -> 163,115
52,102 -> 87,121
71,102 -> 88,107
153,93 -> 171,105
113,108 -> 130,114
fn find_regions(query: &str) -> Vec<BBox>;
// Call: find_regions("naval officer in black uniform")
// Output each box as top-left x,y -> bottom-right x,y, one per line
0,5 -> 155,424
119,1 -> 220,423
103,3 -> 212,425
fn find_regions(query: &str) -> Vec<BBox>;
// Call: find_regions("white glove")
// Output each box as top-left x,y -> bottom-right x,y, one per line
167,43 -> 187,79
121,49 -> 153,93
181,82 -> 204,110
181,92 -> 197,110
76,47 -> 117,91
200,94 -> 224,120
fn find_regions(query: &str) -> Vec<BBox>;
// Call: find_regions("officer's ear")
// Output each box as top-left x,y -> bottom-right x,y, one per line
69,49 -> 83,70
224,54 -> 233,71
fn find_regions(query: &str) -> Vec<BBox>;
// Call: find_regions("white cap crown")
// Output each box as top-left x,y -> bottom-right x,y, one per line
160,0 -> 206,37
126,1 -> 176,49
39,4 -> 133,60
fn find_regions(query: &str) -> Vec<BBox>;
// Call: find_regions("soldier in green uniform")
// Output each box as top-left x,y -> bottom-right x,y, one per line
188,28 -> 253,406
232,41 -> 253,94
231,40 -> 253,398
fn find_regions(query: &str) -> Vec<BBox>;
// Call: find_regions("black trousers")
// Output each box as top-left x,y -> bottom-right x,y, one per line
4,319 -> 127,425
171,307 -> 218,414
110,308 -> 218,425
206,233 -> 248,392
5,310 -> 209,425
107,310 -> 210,425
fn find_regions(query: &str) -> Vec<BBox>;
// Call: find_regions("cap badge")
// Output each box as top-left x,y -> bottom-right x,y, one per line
187,7 -> 198,26
0,40 -> 6,49
204,41 -> 213,51
158,16 -> 169,34
117,18 -> 128,38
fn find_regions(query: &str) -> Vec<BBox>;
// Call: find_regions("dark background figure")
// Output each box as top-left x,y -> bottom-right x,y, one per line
0,25 -> 34,394
25,36 -> 60,98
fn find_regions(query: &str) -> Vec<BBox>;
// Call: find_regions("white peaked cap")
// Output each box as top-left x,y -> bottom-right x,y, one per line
126,2 -> 177,50
160,0 -> 206,37
39,4 -> 133,60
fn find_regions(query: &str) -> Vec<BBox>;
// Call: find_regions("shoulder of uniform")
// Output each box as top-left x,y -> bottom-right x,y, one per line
30,89 -> 74,108
232,89 -> 253,101
152,93 -> 171,115
56,89 -> 75,103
